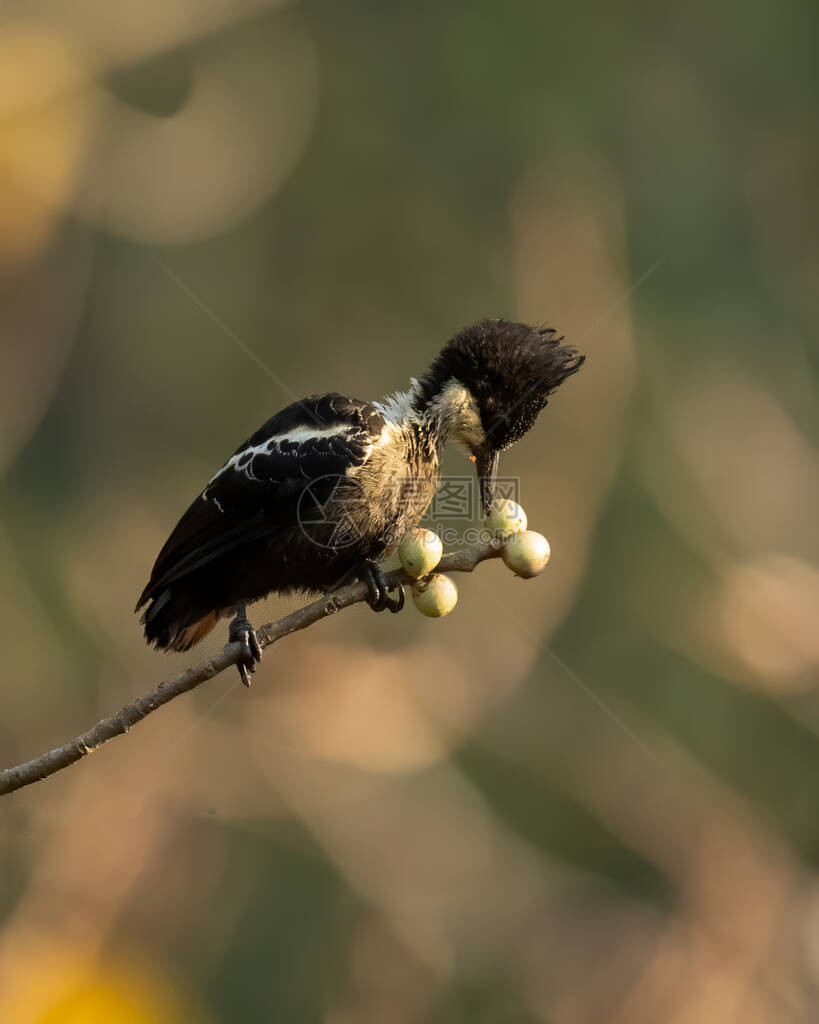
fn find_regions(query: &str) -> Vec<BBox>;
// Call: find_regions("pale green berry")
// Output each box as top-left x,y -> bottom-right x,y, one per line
398,527 -> 443,578
501,530 -> 551,578
486,498 -> 528,535
411,574 -> 458,617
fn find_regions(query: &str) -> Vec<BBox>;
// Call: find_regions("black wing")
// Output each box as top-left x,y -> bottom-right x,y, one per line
136,393 -> 386,608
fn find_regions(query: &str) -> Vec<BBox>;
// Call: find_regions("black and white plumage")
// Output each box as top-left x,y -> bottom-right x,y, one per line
137,319 -> 584,683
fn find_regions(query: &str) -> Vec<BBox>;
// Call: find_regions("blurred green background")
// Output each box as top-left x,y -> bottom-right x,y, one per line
1,1 -> 818,1021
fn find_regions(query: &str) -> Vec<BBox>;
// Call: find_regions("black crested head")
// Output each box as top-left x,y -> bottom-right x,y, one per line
416,319 -> 585,452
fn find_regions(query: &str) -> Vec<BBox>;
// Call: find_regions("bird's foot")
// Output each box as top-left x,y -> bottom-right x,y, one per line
360,561 -> 404,614
229,608 -> 263,687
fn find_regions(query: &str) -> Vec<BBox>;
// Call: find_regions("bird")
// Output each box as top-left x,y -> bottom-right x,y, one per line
137,319 -> 584,685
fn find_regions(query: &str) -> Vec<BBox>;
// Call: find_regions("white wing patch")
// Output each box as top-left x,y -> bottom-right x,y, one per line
206,425 -> 357,487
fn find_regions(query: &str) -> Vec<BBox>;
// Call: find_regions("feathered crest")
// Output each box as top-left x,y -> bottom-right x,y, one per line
416,319 -> 584,449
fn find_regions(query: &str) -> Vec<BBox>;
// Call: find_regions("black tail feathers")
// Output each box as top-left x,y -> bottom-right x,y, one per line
138,585 -> 225,653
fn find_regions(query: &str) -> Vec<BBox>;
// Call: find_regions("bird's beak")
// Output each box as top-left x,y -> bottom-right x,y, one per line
474,447 -> 500,517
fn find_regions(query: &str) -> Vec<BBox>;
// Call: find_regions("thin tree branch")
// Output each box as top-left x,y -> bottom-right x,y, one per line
0,542 -> 503,797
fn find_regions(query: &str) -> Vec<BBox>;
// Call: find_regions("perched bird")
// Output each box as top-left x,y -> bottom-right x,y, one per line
137,319 -> 584,684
